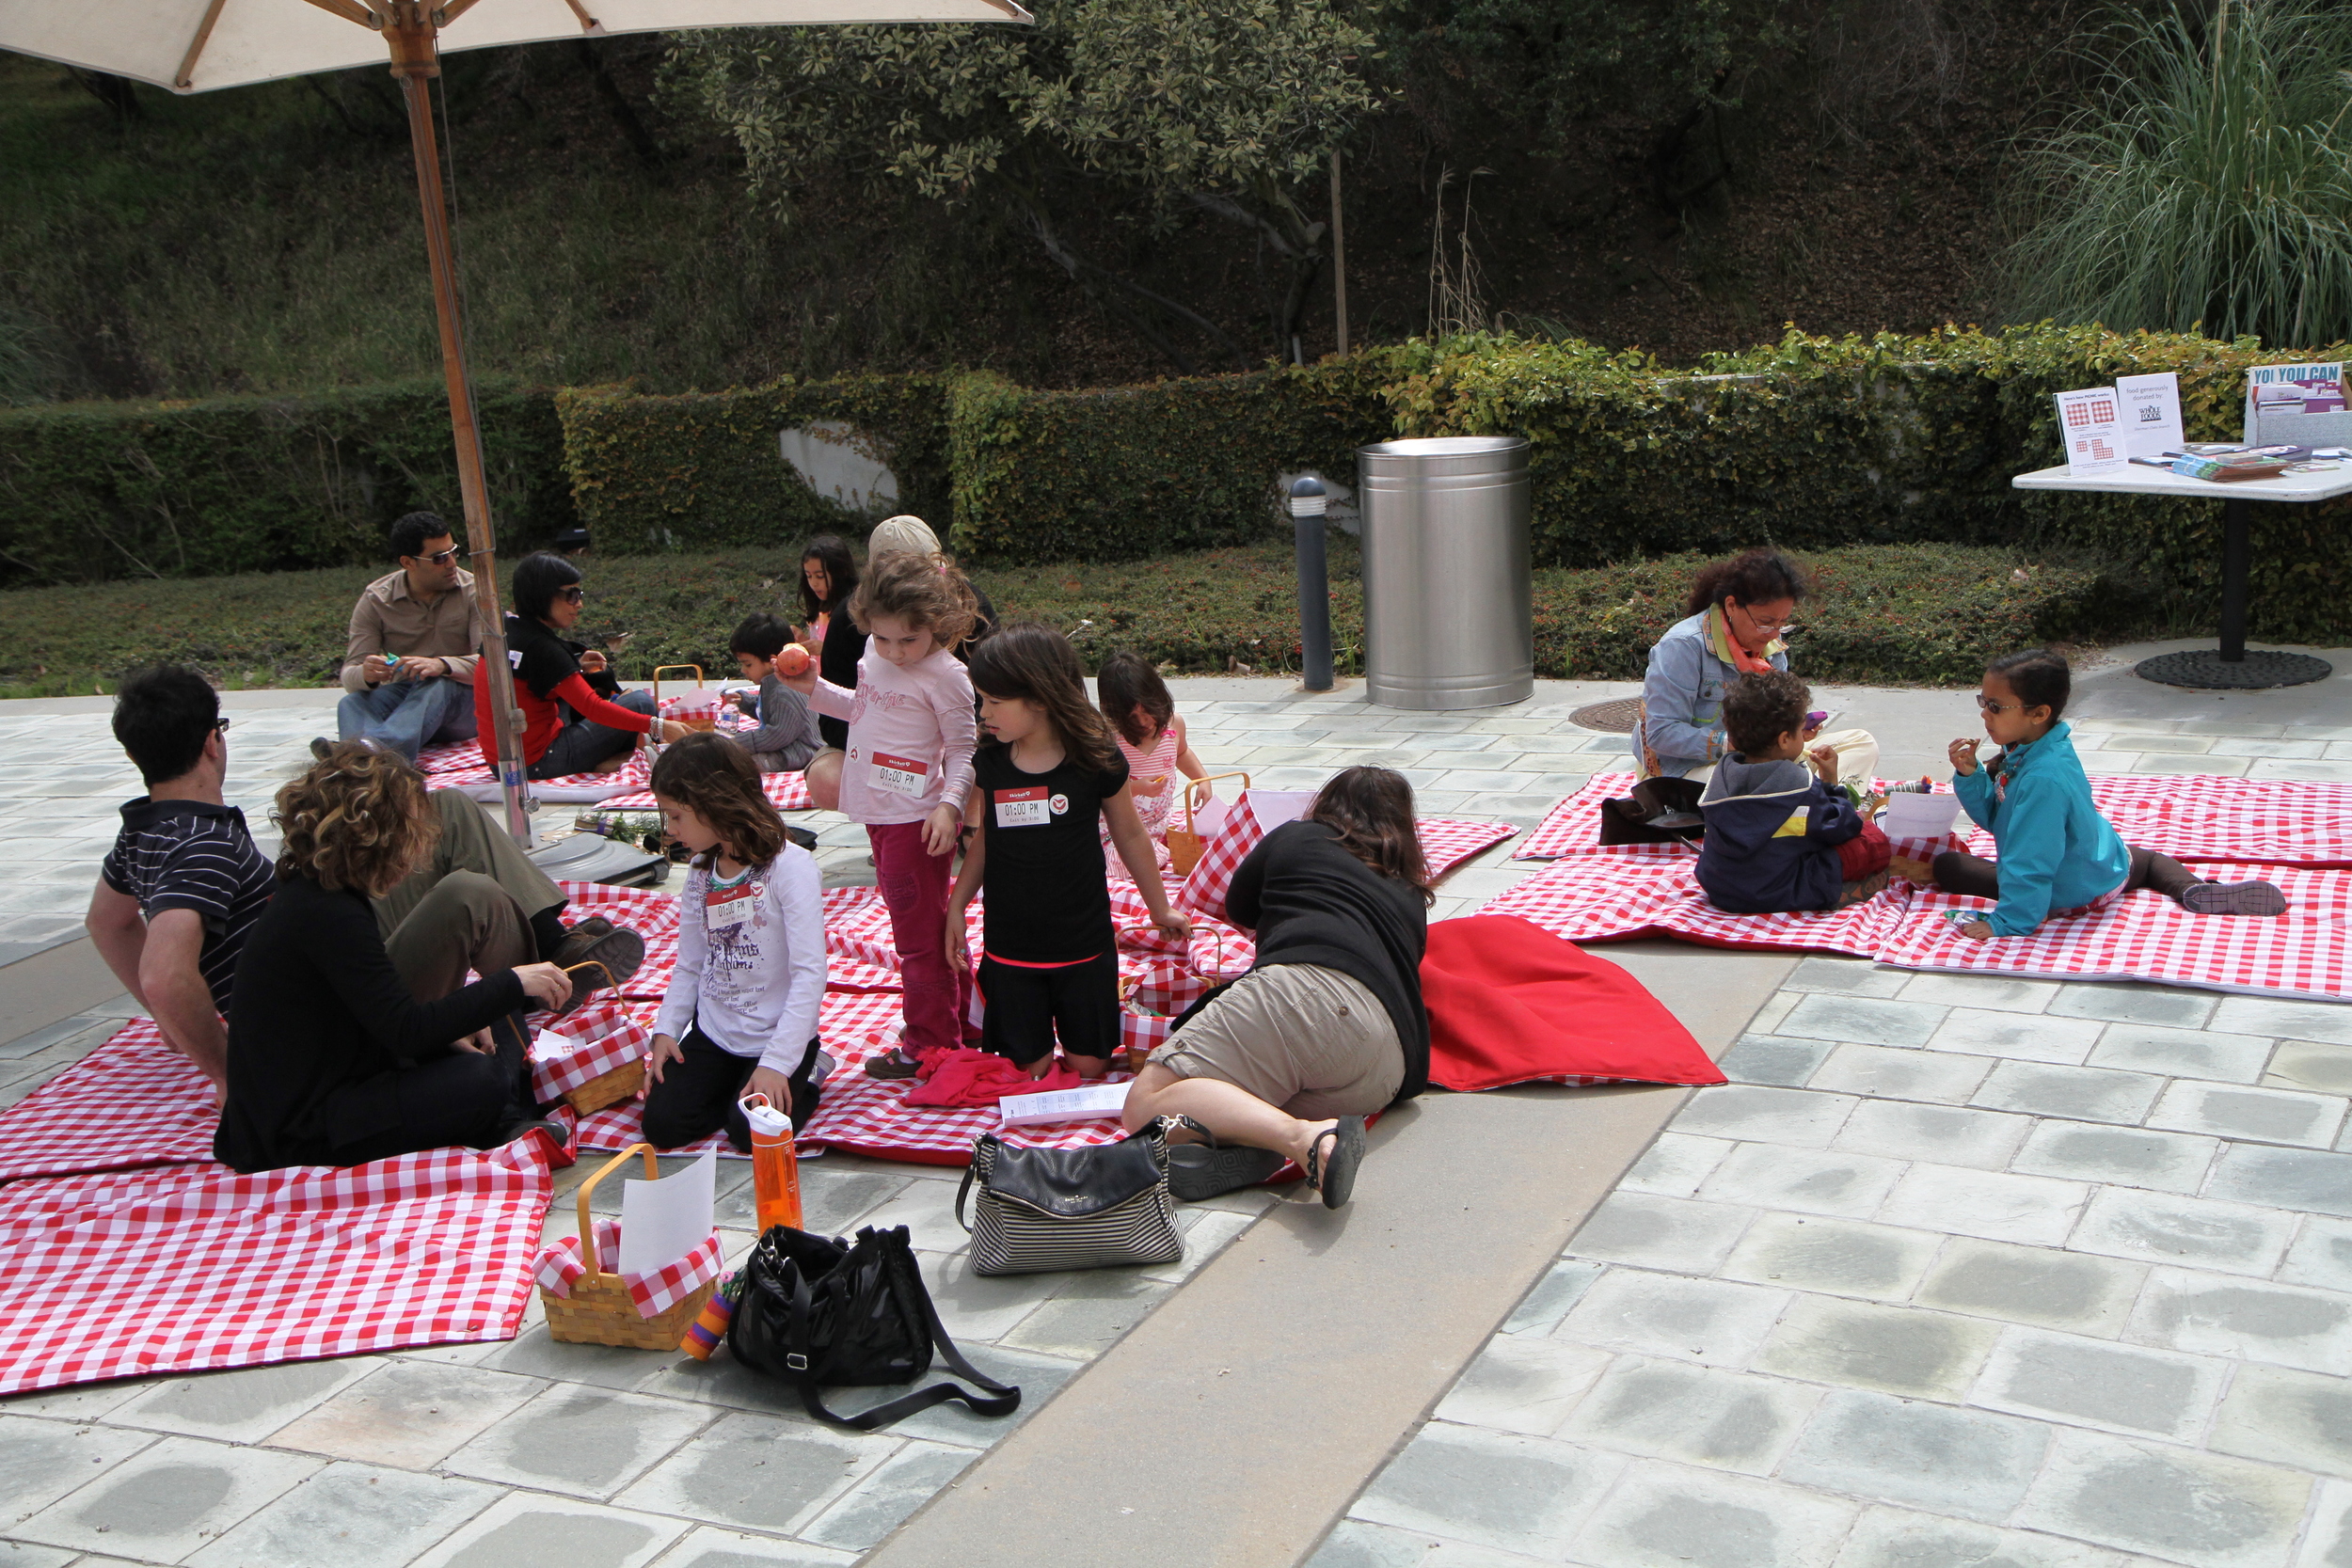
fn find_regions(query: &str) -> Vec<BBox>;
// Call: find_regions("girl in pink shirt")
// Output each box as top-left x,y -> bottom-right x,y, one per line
787,551 -> 980,1075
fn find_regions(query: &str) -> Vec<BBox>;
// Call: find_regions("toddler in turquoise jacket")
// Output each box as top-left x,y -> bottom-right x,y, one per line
1931,650 -> 2285,938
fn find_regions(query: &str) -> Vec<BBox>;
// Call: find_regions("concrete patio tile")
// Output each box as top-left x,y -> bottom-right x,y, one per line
1831,1505 -> 2132,1568
1914,1238 -> 2147,1337
1698,1145 -> 1907,1220
440,1386 -> 711,1500
1971,1324 -> 2228,1442
1896,974 -> 2059,1014
1719,1214 -> 1941,1301
183,1461 -> 498,1568
875,1342 -> 1081,1449
1566,1194 -> 1756,1273
1307,1517 -> 1558,1567
1781,995 -> 1948,1048
2211,1367 -> 2352,1481
2205,1144 -> 2352,1218
1927,1009 -> 2107,1066
0,1545 -> 77,1568
13,1434 -> 320,1561
2280,1216 -> 2352,1293
1567,1457 -> 1857,1568
1783,958 -> 1911,999
715,1167 -> 910,1237
1348,1421 -> 1625,1560
262,1360 -> 546,1469
1807,1044 -> 1992,1104
0,1375 -> 158,1424
1746,991 -> 1802,1037
648,1526 -> 858,1566
614,1411 -> 898,1536
995,1271 -> 1174,1358
2010,1122 -> 2220,1194
2015,1428 -> 2311,1568
915,1249 -> 1070,1341
1835,1101 -> 2034,1170
1502,1260 -> 1608,1337
1879,1164 -> 2090,1246
2265,1041 -> 2352,1097
1668,1085 -> 1858,1147
1618,1133 -> 1736,1198
1972,1061 -> 2167,1125
0,1416 -> 157,1525
2127,1268 -> 2352,1372
1753,1296 -> 1999,1400
1555,1358 -> 1818,1475
1432,1337 -> 1615,1436
472,1325 -> 685,1392
107,1357 -> 373,1444
407,1492 -> 690,1568
2148,1081 -> 2347,1148
1553,1271 -> 1791,1367
2069,1189 -> 2296,1275
2089,1024 -> 2278,1084
2133,755 -> 2252,777
2214,996 -> 2352,1046
1782,1387 -> 2048,1522
2122,734 -> 2217,754
1717,1036 -> 1837,1086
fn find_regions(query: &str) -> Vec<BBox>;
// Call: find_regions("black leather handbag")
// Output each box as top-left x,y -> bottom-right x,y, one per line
954,1119 -> 1184,1275
1597,776 -> 1707,846
727,1223 -> 1020,1431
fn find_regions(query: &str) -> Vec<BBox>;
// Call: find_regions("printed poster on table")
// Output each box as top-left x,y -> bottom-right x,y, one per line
2115,372 -> 2185,460
2053,387 -> 2126,476
2244,362 -> 2352,448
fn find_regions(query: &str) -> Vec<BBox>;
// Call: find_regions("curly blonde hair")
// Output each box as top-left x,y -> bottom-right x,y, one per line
848,549 -> 978,651
273,743 -> 438,896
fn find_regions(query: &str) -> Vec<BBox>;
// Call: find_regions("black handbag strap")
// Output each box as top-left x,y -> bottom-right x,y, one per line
780,1249 -> 1021,1432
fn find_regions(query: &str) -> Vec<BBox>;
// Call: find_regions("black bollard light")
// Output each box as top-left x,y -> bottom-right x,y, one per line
1291,475 -> 1334,692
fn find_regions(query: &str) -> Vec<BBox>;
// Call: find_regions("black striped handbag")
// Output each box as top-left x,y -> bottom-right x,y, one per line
954,1118 -> 1185,1275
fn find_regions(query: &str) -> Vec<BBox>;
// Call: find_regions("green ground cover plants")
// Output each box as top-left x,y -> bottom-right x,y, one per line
0,541 -> 2143,700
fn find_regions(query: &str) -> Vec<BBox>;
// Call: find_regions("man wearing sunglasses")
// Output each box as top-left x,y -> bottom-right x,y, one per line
323,511 -> 483,764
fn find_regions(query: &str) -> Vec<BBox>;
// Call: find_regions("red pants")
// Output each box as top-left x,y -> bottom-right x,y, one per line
868,820 -> 974,1058
1837,820 -> 1892,881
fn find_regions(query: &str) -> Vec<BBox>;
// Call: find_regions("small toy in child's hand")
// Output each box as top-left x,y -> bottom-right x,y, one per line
1805,710 -> 1827,730
774,644 -> 812,677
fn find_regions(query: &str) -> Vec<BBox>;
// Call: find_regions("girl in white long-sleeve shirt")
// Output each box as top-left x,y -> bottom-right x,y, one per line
641,734 -> 829,1149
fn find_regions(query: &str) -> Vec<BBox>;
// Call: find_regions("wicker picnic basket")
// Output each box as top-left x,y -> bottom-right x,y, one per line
1165,771 -> 1248,876
559,1057 -> 644,1116
542,1143 -> 717,1350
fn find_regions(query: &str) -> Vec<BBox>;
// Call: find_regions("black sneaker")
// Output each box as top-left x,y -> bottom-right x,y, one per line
784,823 -> 820,853
1167,1141 -> 1285,1201
547,918 -> 645,1016
2183,880 -> 2288,916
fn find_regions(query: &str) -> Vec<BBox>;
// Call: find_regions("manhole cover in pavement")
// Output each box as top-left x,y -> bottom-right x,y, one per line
1569,698 -> 1643,734
2136,649 -> 2333,690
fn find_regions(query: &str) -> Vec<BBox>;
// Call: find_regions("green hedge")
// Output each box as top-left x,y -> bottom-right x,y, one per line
557,375 -> 953,552
0,378 -> 571,588
945,362 -> 1393,562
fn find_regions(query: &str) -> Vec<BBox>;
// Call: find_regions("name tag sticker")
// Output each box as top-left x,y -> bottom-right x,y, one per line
871,751 -> 931,800
706,883 -> 756,927
995,786 -> 1050,828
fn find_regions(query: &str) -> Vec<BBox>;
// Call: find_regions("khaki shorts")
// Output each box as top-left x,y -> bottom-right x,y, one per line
1148,963 -> 1403,1119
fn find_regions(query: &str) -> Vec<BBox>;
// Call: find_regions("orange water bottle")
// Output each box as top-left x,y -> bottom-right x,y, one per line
740,1093 -> 803,1234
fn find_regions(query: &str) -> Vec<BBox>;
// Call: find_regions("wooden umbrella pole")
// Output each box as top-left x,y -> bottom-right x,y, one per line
389,10 -> 534,845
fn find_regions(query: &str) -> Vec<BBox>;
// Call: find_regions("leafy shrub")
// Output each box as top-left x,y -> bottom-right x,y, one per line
0,378 -> 571,588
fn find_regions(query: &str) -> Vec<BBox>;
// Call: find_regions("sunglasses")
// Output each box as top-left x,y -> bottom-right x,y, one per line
409,546 -> 461,566
214,718 -> 231,735
555,586 -> 586,605
1976,693 -> 2023,714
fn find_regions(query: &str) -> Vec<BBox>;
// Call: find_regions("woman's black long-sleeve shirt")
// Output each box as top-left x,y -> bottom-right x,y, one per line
214,872 -> 523,1173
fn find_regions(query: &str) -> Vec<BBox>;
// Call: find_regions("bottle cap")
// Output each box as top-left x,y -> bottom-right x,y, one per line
739,1093 -> 790,1137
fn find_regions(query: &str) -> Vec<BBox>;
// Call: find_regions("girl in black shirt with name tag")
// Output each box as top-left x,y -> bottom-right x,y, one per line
948,626 -> 1190,1077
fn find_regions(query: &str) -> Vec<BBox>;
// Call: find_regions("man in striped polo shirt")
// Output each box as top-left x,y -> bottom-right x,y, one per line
85,668 -> 273,1101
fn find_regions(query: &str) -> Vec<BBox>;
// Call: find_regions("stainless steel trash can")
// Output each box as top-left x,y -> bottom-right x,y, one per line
1358,436 -> 1533,710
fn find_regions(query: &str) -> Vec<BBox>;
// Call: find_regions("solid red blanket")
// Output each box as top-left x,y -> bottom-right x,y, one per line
1422,914 -> 1725,1091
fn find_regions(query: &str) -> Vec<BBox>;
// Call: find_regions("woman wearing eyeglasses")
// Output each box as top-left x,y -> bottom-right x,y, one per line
470,551 -> 691,779
1631,548 -> 1880,786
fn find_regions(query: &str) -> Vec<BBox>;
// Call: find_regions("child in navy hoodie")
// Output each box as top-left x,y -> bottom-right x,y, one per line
1696,672 -> 1889,913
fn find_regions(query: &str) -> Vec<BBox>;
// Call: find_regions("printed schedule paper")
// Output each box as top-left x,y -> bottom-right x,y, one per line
999,1082 -> 1132,1127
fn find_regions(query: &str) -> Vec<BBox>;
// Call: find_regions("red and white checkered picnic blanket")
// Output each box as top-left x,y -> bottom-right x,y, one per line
1476,851 -> 1915,958
534,1219 -> 723,1318
600,768 -> 814,814
414,747 -> 652,793
1183,803 -> 1518,918
0,1023 -> 219,1183
0,1137 -> 552,1396
1879,861 -> 2352,999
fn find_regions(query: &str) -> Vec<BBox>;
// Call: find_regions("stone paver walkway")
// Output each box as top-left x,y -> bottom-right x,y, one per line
1321,961 -> 2352,1568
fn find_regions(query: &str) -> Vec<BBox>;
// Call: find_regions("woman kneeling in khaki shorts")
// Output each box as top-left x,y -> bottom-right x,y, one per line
1120,767 -> 1431,1209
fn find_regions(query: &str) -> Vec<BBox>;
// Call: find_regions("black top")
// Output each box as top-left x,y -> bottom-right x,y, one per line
818,610 -> 864,751
1225,819 -> 1431,1101
101,798 -> 275,1015
505,611 -> 584,701
975,743 -> 1129,963
215,872 -> 524,1173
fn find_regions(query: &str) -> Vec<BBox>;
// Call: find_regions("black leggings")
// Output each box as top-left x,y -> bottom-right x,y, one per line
1932,846 -> 2202,906
978,951 -> 1121,1068
642,1022 -> 823,1153
310,1013 -> 535,1167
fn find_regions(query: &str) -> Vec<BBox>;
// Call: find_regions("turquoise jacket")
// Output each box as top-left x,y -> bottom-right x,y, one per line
1952,721 -> 2131,936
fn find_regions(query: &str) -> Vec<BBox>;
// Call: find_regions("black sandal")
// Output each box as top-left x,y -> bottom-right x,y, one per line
1165,1116 -> 1283,1200
1304,1117 -> 1366,1210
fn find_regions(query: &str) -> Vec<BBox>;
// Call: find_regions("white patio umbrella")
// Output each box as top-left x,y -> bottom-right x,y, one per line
1,0 -> 1028,840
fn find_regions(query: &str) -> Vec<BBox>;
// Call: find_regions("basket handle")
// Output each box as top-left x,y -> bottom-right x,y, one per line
573,1142 -> 659,1286
650,665 -> 704,711
1179,771 -> 1250,832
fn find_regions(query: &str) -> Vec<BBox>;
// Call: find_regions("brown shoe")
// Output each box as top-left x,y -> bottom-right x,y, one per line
547,918 -> 645,1018
863,1047 -> 924,1080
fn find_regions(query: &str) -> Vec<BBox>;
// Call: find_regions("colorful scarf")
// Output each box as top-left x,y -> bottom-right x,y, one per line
1703,603 -> 1783,674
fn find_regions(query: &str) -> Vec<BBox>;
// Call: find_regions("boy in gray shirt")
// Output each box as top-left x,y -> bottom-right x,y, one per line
729,613 -> 822,773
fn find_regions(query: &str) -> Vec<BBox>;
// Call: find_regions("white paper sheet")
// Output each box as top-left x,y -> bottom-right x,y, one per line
2116,372 -> 2185,460
618,1149 -> 717,1276
2055,388 -> 2127,476
999,1082 -> 1132,1127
